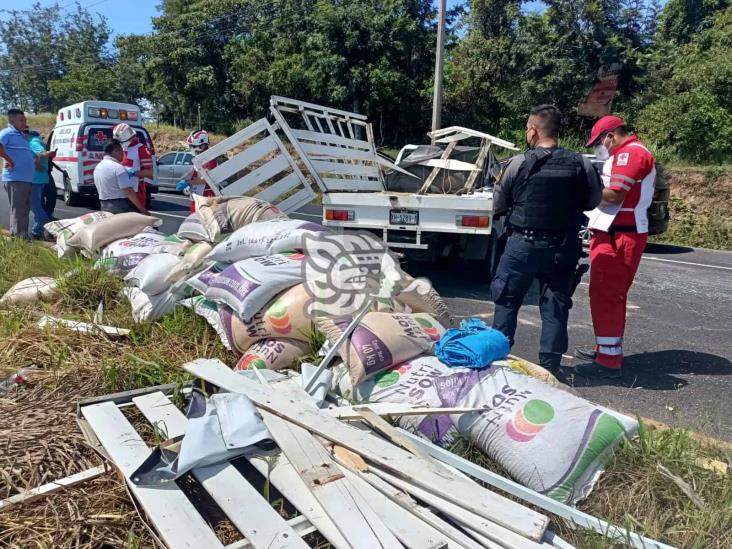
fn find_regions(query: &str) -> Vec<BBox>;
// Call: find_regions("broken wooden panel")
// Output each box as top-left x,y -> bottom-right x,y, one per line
192,117 -> 316,214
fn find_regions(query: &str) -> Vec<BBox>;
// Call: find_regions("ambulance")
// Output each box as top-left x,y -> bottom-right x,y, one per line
49,101 -> 158,206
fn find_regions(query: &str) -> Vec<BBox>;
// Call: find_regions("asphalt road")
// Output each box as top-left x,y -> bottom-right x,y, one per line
4,191 -> 732,440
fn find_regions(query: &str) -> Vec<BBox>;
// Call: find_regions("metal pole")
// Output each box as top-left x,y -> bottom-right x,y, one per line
431,0 -> 446,144
197,103 -> 201,129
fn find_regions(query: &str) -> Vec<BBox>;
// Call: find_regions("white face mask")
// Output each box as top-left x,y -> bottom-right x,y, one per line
120,140 -> 130,151
593,135 -> 611,161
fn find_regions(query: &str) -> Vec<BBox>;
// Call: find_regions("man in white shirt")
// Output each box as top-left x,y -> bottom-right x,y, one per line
93,140 -> 148,214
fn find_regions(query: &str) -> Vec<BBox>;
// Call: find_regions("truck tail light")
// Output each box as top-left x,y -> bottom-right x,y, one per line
325,209 -> 354,221
456,215 -> 489,228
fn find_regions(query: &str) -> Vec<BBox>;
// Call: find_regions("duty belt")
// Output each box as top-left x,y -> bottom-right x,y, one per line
608,224 -> 639,233
510,227 -> 570,245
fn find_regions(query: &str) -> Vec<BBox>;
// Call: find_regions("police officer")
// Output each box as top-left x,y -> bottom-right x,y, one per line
491,105 -> 602,373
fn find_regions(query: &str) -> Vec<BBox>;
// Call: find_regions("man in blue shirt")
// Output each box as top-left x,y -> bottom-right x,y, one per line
0,109 -> 35,237
25,129 -> 56,239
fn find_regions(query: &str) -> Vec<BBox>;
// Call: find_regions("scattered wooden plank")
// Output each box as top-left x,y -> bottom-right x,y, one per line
227,516 -> 316,549
184,359 -> 548,542
80,401 -> 224,548
418,141 -> 456,194
369,466 -> 542,549
133,392 -> 309,549
323,403 -> 489,420
0,465 -> 106,511
397,428 -> 676,549
354,407 -> 429,459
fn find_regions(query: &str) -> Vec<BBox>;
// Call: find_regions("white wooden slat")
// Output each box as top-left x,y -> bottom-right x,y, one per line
311,160 -> 381,178
133,392 -> 309,549
300,142 -> 376,161
225,154 -> 291,197
184,359 -> 549,542
339,467 -> 448,549
419,158 -> 480,172
271,96 -> 369,121
207,136 -> 278,183
321,177 -> 384,192
322,403 -> 490,420
274,187 -> 318,214
260,409 -> 397,549
228,516 -> 317,549
0,466 -> 106,511
134,392 -> 348,549
195,119 -> 269,166
370,467 -> 542,549
335,460 -> 483,549
254,172 -> 305,205
291,129 -> 372,151
434,132 -> 472,144
398,430 -> 675,549
80,402 -> 224,549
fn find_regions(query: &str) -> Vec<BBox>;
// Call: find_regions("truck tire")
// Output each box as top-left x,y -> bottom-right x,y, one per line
63,178 -> 82,207
469,230 -> 504,282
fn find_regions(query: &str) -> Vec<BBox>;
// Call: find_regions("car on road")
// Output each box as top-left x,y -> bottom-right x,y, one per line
156,150 -> 194,190
48,101 -> 158,206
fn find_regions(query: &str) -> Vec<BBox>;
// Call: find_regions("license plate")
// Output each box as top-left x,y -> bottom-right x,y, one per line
389,209 -> 419,225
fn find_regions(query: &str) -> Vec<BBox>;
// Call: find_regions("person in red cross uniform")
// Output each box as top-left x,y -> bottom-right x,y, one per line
574,115 -> 656,378
180,130 -> 217,213
112,123 -> 154,210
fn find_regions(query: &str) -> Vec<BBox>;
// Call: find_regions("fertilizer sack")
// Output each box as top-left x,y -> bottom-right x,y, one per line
218,283 -> 315,355
207,219 -> 328,263
177,213 -> 209,243
179,296 -> 231,350
176,262 -> 225,297
205,252 -> 305,322
67,213 -> 162,257
125,253 -> 183,296
317,312 -> 445,386
334,355 -> 638,504
165,242 -> 214,284
193,195 -> 288,242
395,279 -> 456,329
0,277 -> 59,306
95,229 -> 166,274
45,212 -> 114,258
152,234 -> 191,256
124,287 -> 178,323
235,338 -> 310,371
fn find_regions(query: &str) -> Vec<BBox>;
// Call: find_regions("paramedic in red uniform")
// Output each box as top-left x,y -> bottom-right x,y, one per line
574,116 -> 656,378
112,123 -> 153,209
176,130 -> 217,213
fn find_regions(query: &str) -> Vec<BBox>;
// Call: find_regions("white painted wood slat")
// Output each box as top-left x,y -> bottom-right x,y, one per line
274,187 -> 317,213
132,392 -> 309,549
207,136 -> 278,183
225,154 -> 291,196
254,172 -> 306,204
183,359 -> 549,542
291,129 -> 372,151
321,178 -> 383,191
311,160 -> 380,178
300,142 -> 376,161
80,401 -> 225,549
0,466 -> 106,511
194,119 -> 268,166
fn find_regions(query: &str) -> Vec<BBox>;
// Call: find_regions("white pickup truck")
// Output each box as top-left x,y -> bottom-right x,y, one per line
193,96 -> 518,275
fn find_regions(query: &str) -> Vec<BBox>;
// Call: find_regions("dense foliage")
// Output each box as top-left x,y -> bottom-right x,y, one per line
1,0 -> 730,163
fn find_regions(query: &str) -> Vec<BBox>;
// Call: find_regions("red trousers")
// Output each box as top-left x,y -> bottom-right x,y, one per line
588,231 -> 647,368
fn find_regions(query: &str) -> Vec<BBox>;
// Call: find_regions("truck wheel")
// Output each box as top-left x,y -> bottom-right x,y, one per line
64,179 -> 82,207
469,230 -> 504,282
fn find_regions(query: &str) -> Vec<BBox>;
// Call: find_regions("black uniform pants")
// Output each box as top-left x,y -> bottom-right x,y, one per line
491,234 -> 580,368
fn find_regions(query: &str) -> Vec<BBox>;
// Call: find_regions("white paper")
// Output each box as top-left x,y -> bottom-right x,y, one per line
585,156 -> 619,231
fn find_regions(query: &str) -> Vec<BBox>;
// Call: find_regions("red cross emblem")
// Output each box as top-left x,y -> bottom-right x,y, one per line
94,131 -> 108,144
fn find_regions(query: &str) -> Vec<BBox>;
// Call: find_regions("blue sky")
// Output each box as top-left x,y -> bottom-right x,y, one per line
1,1 -> 550,39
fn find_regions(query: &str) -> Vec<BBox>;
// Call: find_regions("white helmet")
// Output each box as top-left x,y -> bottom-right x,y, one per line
186,130 -> 209,154
112,123 -> 136,144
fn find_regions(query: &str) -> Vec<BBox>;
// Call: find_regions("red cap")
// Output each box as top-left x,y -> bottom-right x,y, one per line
585,115 -> 626,147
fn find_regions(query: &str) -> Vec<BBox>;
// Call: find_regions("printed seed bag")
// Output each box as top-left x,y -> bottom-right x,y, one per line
193,195 -> 288,242
67,213 -> 162,257
317,312 -> 445,386
125,253 -> 183,296
235,338 -> 310,371
178,262 -> 225,297
0,277 -> 58,306
165,242 -> 214,284
207,219 -> 328,263
123,287 -> 178,323
152,234 -> 191,256
218,283 -> 315,354
179,296 -> 232,351
45,212 -> 114,258
333,355 -> 638,505
395,280 -> 456,329
95,229 -> 166,274
205,252 -> 305,322
177,212 -> 209,243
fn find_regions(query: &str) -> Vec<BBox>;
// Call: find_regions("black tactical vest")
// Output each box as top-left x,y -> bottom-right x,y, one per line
507,147 -> 587,232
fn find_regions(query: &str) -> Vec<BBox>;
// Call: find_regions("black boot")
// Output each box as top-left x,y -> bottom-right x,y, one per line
538,352 -> 562,374
574,361 -> 622,379
574,347 -> 597,361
